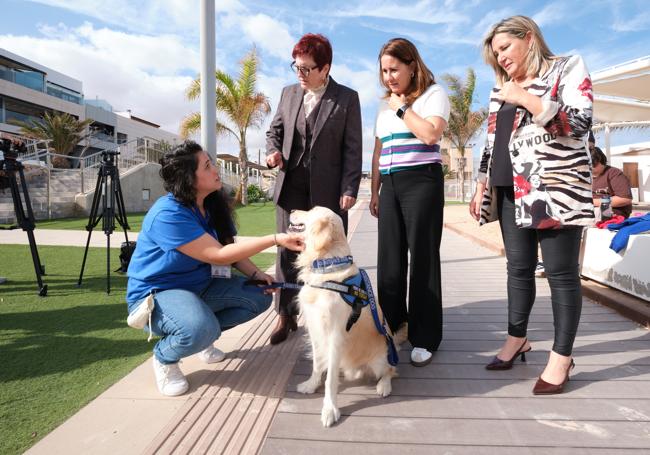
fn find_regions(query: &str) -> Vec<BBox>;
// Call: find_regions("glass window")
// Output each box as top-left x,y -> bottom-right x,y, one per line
47,83 -> 83,104
0,56 -> 45,92
15,70 -> 44,91
4,98 -> 47,125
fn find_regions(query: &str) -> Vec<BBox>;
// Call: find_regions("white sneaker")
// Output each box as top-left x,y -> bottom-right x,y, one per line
199,345 -> 226,364
410,347 -> 433,367
152,357 -> 189,396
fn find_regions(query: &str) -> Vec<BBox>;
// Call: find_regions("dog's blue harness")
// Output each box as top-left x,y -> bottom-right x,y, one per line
245,256 -> 399,367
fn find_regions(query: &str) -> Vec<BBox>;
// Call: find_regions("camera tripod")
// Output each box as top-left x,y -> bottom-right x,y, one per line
0,157 -> 48,296
77,151 -> 130,294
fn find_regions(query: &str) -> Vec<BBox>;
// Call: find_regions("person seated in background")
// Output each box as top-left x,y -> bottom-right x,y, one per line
591,146 -> 633,219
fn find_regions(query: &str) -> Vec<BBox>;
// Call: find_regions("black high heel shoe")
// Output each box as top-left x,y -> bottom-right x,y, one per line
533,359 -> 575,395
485,338 -> 531,370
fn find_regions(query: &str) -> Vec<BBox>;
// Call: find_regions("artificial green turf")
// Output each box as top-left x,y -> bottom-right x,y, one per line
21,202 -> 277,236
0,244 -> 275,455
33,212 -> 147,231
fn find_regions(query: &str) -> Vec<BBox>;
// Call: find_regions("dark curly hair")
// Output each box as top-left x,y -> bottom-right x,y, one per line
159,140 -> 236,244
159,140 -> 203,205
591,146 -> 607,166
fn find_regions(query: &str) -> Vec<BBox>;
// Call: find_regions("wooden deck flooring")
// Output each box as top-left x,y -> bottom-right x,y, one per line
145,204 -> 650,454
261,207 -> 650,454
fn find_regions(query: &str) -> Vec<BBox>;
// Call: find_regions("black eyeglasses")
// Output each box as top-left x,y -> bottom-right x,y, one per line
290,61 -> 319,77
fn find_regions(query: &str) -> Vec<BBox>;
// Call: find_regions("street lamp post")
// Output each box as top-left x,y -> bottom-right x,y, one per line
200,0 -> 216,160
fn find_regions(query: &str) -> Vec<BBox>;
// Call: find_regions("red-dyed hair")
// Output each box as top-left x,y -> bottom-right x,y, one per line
292,33 -> 332,69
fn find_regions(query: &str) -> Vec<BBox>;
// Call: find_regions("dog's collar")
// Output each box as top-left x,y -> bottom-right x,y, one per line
311,255 -> 354,274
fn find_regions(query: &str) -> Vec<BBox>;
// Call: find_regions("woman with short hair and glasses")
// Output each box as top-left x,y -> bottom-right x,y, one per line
265,33 -> 362,344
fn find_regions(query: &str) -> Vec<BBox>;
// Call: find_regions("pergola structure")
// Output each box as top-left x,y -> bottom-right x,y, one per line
592,55 -> 650,157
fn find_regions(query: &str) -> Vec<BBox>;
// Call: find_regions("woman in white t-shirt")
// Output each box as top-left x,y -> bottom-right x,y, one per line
370,38 -> 450,367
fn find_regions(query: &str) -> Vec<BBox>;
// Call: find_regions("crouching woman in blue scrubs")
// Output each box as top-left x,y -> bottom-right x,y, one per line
126,140 -> 304,396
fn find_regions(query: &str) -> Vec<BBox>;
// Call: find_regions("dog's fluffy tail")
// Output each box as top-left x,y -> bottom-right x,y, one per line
391,323 -> 408,347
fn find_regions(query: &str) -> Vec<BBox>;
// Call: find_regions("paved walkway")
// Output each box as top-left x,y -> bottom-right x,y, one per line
16,193 -> 650,454
0,228 -> 276,253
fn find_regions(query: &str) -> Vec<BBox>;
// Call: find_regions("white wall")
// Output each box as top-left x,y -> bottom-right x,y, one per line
115,114 -> 179,144
609,154 -> 650,203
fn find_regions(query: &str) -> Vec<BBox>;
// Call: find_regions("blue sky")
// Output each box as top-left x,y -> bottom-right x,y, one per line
1,0 -> 649,169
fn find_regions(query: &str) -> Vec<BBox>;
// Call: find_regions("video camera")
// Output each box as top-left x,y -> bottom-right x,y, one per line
0,138 -> 27,189
0,135 -> 47,295
100,149 -> 120,164
0,137 -> 26,165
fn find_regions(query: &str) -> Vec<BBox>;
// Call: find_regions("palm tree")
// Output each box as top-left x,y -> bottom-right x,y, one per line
180,49 -> 271,205
14,112 -> 93,168
443,68 -> 488,202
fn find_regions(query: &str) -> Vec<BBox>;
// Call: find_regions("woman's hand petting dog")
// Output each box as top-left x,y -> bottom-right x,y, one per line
276,232 -> 305,251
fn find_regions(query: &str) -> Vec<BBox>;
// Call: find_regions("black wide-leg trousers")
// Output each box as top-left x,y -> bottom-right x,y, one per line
377,164 -> 444,352
496,186 -> 583,356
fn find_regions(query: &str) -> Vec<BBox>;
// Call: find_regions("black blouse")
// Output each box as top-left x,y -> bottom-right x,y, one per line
490,103 -> 517,187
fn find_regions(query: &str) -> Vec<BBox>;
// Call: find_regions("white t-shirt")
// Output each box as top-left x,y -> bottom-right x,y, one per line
374,84 -> 450,174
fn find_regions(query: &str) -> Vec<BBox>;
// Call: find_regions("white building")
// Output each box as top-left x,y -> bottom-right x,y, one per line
0,47 -> 179,154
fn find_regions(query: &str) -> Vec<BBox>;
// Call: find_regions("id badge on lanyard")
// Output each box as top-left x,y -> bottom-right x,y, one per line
194,205 -> 232,279
211,264 -> 231,279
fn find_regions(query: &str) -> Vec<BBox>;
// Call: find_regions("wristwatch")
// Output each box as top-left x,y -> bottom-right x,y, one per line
396,103 -> 410,119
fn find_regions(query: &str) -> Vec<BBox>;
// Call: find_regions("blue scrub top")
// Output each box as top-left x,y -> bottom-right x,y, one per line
126,193 -> 221,304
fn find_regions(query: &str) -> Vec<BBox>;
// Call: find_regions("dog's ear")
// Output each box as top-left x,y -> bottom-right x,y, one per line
310,217 -> 333,253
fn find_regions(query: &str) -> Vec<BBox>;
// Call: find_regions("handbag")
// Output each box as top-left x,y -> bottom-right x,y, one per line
115,241 -> 137,273
509,60 -> 570,229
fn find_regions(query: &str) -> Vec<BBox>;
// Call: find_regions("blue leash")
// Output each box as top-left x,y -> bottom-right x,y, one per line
244,269 -> 399,367
359,269 -> 399,367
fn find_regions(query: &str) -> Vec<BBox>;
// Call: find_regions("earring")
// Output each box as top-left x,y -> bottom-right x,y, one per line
411,72 -> 415,78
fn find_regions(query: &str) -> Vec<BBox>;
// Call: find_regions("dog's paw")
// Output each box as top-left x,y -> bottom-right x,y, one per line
321,403 -> 340,427
376,377 -> 392,397
297,379 -> 319,394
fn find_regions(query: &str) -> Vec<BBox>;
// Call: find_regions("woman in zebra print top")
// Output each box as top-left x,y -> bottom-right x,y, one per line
470,15 -> 594,395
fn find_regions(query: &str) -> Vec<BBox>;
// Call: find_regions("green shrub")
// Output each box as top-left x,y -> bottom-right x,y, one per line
247,184 -> 265,203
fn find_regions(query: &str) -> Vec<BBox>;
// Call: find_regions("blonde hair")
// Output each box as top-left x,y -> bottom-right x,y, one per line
378,38 -> 435,104
482,15 -> 555,86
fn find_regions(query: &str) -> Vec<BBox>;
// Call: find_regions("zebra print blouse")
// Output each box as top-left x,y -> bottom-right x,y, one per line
476,55 -> 595,228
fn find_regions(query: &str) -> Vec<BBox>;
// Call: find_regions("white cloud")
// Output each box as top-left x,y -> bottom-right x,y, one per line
336,0 -> 469,26
0,26 -> 197,134
27,0 -> 245,34
612,11 -> 650,32
532,2 -> 571,27
72,23 -> 200,75
331,60 -> 381,108
240,14 -> 296,60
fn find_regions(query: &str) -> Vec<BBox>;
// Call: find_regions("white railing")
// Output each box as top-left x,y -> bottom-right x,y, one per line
3,137 -> 268,222
444,179 -> 475,202
79,137 -> 166,192
217,163 -> 263,192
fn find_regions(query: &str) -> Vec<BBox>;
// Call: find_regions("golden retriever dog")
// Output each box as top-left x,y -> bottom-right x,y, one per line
290,206 -> 405,427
